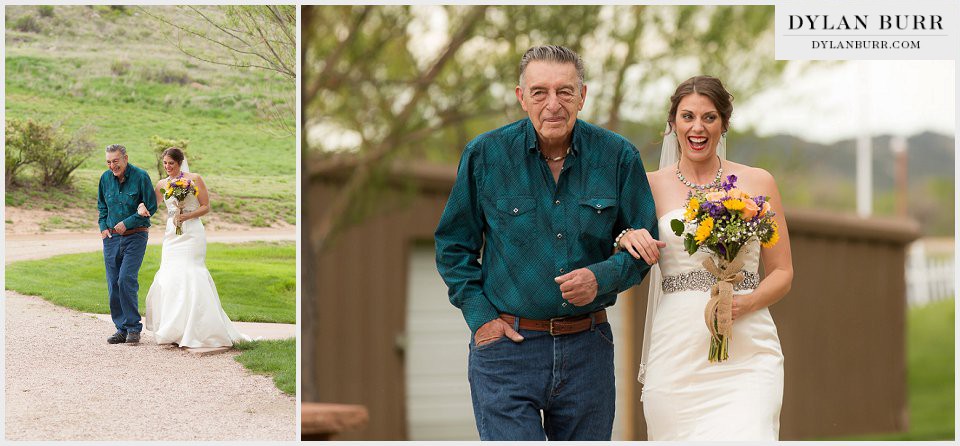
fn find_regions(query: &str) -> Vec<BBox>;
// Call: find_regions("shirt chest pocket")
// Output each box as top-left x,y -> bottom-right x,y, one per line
112,190 -> 137,208
494,196 -> 536,248
579,197 -> 618,240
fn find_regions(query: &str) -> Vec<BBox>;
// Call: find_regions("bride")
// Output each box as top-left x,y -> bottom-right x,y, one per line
618,76 -> 793,440
137,147 -> 250,348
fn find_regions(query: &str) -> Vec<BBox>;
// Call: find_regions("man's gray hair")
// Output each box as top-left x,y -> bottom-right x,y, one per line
105,144 -> 127,155
518,45 -> 585,90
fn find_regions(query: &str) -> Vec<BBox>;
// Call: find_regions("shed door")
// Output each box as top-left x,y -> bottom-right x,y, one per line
405,246 -> 479,440
405,246 -> 630,440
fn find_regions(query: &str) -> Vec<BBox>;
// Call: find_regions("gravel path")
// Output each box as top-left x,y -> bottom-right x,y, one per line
5,228 -> 297,441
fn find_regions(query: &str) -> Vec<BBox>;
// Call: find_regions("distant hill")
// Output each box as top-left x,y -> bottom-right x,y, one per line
617,120 -> 954,236
732,131 -> 954,190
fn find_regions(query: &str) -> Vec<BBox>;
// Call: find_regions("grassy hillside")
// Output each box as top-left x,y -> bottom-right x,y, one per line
5,5 -> 295,230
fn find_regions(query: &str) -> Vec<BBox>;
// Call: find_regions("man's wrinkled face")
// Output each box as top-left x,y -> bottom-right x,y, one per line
106,151 -> 128,178
516,61 -> 586,145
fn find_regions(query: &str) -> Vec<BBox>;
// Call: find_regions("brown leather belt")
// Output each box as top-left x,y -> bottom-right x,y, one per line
110,226 -> 149,236
499,309 -> 607,336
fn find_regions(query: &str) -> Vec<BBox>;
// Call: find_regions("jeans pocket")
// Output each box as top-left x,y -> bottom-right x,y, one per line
595,322 -> 615,346
473,335 -> 510,352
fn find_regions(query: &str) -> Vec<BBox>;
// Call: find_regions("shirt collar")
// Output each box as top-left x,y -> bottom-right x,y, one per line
116,164 -> 132,183
524,118 -> 582,156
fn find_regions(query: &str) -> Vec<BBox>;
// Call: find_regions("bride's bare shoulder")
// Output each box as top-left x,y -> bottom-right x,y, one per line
646,165 -> 674,185
727,161 -> 777,191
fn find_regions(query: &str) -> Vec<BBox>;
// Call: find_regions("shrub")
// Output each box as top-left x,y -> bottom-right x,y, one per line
33,124 -> 98,187
143,67 -> 191,85
150,135 -> 199,179
92,5 -> 130,18
13,15 -> 41,33
5,119 -> 49,187
5,118 -> 97,187
111,60 -> 130,77
37,5 -> 54,18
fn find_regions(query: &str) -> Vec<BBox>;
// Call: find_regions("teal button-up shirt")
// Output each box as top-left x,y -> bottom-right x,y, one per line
435,118 -> 658,334
97,163 -> 157,232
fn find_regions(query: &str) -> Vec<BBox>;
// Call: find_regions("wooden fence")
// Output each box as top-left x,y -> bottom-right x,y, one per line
906,240 -> 955,306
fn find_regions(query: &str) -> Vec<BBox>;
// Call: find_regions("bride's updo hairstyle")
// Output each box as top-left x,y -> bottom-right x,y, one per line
666,75 -> 734,133
161,147 -> 185,166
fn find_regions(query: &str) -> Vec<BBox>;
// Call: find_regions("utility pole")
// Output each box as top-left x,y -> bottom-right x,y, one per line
856,63 -> 872,217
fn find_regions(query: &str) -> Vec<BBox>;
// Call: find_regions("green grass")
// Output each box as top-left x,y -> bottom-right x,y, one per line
827,298 -> 955,441
5,241 -> 295,323
234,338 -> 295,396
5,5 -> 294,228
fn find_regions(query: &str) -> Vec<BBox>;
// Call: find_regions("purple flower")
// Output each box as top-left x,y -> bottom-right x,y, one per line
709,203 -> 725,218
754,195 -> 766,207
722,174 -> 738,191
716,243 -> 727,257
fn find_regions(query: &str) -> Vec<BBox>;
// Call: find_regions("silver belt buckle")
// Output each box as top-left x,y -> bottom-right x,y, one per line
549,317 -> 561,336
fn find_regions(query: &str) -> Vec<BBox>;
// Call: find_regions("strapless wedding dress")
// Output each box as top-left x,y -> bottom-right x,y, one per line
144,193 -> 250,348
642,208 -> 783,440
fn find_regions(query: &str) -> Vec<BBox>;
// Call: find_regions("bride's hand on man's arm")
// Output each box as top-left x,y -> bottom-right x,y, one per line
618,228 -> 667,265
137,203 -> 149,217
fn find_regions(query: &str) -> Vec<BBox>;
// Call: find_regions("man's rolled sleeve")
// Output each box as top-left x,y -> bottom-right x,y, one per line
586,146 -> 658,302
435,144 -> 500,334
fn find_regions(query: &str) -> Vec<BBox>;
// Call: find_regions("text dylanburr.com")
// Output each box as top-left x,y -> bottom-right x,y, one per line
811,40 -> 921,50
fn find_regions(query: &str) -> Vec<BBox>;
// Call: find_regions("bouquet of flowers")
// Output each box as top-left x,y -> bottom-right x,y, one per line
670,174 -> 780,362
164,175 -> 199,235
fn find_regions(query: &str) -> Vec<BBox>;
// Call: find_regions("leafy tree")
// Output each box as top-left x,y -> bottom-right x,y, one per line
304,5 -> 802,251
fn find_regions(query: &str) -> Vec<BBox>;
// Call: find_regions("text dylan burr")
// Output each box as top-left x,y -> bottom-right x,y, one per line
789,15 -> 943,31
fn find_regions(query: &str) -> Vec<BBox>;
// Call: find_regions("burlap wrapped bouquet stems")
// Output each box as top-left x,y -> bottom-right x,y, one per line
702,249 -> 746,362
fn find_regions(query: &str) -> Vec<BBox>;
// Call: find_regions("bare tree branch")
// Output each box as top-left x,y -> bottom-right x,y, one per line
188,6 -> 255,47
305,6 -> 373,103
311,5 -> 488,252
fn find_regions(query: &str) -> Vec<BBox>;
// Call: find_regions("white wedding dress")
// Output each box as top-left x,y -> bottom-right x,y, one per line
144,193 -> 250,348
642,208 -> 783,440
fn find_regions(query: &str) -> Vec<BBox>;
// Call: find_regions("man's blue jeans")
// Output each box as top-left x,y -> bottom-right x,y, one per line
467,319 -> 616,440
103,231 -> 148,334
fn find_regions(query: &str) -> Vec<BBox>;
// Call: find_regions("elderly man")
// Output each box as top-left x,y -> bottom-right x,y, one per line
435,45 -> 658,440
98,144 -> 157,345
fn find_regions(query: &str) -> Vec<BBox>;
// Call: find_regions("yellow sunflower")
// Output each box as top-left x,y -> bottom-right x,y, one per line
695,217 -> 714,244
685,197 -> 700,221
722,199 -> 745,211
762,222 -> 780,248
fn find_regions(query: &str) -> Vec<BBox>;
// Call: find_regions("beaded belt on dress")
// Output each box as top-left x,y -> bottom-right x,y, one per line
661,270 -> 760,293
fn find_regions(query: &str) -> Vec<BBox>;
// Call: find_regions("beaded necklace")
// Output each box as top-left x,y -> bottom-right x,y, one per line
676,156 -> 722,191
541,146 -> 571,162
